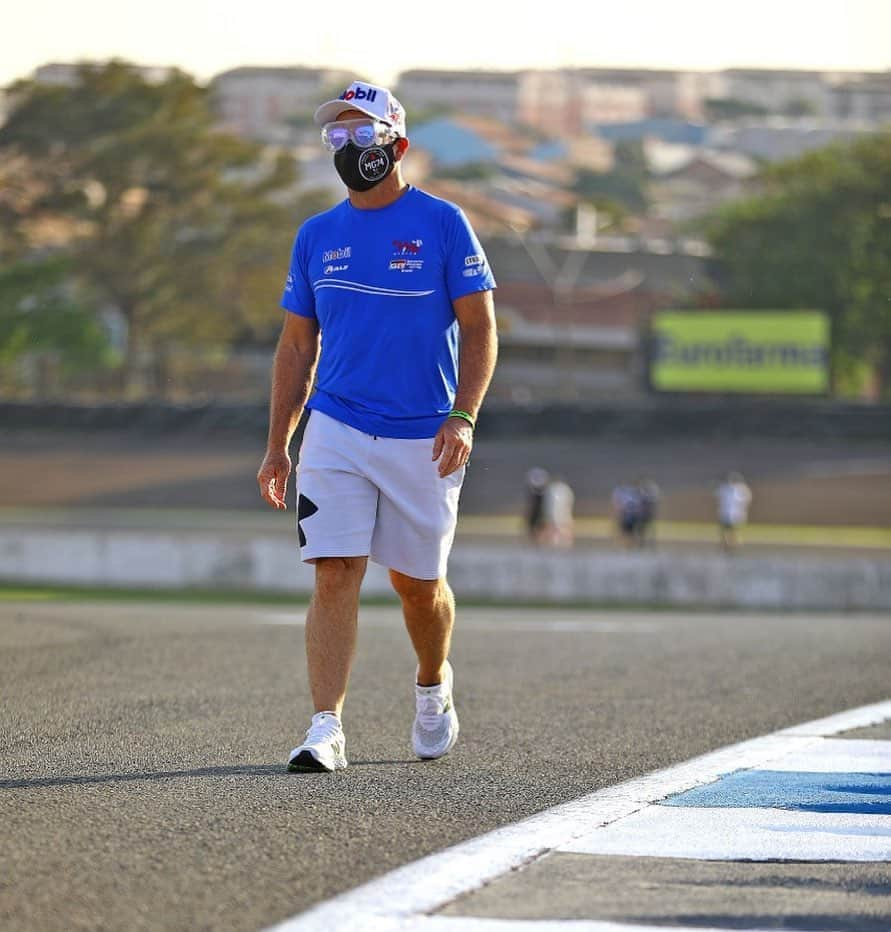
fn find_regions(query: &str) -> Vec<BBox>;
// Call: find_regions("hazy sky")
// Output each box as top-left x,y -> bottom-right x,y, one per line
3,0 -> 889,88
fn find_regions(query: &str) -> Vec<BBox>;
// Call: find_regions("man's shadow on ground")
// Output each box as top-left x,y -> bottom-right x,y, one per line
0,759 -> 422,789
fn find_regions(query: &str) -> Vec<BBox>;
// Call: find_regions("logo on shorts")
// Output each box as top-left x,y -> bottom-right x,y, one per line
297,494 -> 319,548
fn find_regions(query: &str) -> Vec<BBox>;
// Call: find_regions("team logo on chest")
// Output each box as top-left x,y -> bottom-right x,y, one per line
322,245 -> 351,275
389,238 -> 424,273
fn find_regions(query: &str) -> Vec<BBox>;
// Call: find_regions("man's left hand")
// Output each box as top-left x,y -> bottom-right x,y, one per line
432,417 -> 473,478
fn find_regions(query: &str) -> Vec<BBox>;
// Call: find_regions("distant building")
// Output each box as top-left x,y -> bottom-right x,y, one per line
479,236 -> 714,402
831,73 -> 891,125
594,118 -> 708,146
646,144 -> 757,224
396,70 -> 522,123
720,69 -> 836,117
486,163 -> 578,229
396,66 -> 887,137
708,119 -> 875,162
529,137 -> 614,174
582,82 -> 649,125
422,179 -> 539,235
210,66 -> 353,143
518,71 -> 648,134
562,69 -> 720,121
408,117 -> 499,168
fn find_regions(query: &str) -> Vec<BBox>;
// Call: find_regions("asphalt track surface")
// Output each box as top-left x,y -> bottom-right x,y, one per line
2,598 -> 890,931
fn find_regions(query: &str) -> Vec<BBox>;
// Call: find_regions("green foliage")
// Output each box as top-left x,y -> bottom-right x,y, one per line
0,257 -> 112,393
0,60 -> 307,393
574,141 -> 649,214
434,162 -> 498,182
704,97 -> 769,122
707,132 -> 891,397
783,97 -> 818,118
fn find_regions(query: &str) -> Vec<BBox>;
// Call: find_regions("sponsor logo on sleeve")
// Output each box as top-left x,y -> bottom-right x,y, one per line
462,254 -> 486,276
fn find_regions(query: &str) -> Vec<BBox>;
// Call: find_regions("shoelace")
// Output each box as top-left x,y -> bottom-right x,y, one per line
305,715 -> 342,746
416,693 -> 448,730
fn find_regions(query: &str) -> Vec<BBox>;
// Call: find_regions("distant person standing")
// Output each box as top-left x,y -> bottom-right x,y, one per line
716,472 -> 752,552
541,476 -> 575,549
635,478 -> 661,548
611,482 -> 640,548
524,467 -> 550,545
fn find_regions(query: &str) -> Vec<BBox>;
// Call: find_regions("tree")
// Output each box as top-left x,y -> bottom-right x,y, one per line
0,256 -> 112,396
0,61 -> 308,394
574,141 -> 649,215
706,132 -> 891,398
704,97 -> 769,122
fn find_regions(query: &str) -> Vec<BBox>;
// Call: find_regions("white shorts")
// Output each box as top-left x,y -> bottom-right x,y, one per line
295,410 -> 465,580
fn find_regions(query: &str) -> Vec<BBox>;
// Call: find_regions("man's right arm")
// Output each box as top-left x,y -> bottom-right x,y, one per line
257,312 -> 320,510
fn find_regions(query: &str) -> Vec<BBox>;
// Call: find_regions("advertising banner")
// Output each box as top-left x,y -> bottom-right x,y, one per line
650,311 -> 830,394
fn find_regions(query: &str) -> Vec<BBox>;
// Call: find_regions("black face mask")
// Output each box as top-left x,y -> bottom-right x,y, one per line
334,142 -> 396,192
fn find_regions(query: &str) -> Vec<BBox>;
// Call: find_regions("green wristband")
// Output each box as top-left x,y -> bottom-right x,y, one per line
447,409 -> 475,429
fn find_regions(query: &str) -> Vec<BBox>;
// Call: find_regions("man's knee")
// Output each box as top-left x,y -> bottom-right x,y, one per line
389,569 -> 447,607
314,556 -> 367,592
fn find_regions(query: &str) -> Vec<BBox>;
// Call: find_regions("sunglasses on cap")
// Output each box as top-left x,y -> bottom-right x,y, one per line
321,118 -> 398,152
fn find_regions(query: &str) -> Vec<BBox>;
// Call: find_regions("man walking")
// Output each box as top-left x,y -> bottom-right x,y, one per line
257,80 -> 497,772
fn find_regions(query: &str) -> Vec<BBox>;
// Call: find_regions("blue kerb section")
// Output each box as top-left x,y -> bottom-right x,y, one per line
661,771 -> 891,815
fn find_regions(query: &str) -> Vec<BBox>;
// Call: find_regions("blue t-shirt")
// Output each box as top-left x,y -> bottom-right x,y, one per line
281,186 -> 496,439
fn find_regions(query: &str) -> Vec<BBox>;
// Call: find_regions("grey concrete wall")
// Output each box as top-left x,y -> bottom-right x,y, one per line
1,526 -> 889,611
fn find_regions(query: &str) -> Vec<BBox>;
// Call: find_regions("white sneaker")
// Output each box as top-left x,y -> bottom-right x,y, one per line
412,661 -> 459,760
287,712 -> 348,772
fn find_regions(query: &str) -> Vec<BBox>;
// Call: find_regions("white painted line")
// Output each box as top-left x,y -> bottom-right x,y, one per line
561,806 -> 891,861
778,700 -> 891,737
266,699 -> 891,932
421,920 -> 780,932
763,737 -> 891,772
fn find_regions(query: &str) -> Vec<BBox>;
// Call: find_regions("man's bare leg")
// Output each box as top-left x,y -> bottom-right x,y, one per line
305,556 -> 367,715
390,570 -> 454,686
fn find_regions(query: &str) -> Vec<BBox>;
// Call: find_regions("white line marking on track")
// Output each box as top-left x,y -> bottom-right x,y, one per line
755,737 -> 890,772
266,699 -> 891,932
562,806 -> 891,861
420,921 -> 778,932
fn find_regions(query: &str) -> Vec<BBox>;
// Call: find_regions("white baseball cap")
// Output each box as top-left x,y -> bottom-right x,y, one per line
313,80 -> 407,136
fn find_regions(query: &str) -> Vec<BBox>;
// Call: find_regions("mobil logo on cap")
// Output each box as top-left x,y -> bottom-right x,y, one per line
339,84 -> 377,103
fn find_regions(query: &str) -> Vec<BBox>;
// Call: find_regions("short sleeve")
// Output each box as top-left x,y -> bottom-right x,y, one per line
444,207 -> 497,303
281,227 -> 317,319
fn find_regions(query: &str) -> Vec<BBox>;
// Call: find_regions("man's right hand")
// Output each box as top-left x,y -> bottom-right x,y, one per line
257,450 -> 292,510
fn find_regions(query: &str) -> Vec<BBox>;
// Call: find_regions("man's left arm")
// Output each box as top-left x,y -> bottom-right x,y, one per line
432,289 -> 498,478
